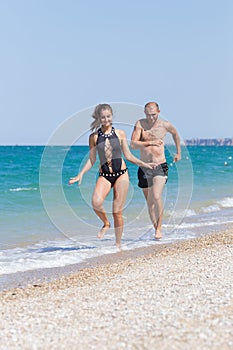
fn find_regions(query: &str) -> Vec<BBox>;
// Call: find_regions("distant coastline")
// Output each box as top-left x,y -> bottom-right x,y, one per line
184,138 -> 233,146
1,138 -> 233,147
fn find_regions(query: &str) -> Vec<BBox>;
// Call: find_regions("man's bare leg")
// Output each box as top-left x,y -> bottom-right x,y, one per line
152,176 -> 166,239
142,188 -> 158,234
143,177 -> 166,239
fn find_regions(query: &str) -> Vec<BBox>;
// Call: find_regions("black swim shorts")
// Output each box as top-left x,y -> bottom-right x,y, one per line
138,162 -> 168,188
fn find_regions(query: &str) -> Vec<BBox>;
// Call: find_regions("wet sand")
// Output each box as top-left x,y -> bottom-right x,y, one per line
0,229 -> 232,349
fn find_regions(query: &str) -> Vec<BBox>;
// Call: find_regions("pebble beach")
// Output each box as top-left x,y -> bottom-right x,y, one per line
0,229 -> 233,350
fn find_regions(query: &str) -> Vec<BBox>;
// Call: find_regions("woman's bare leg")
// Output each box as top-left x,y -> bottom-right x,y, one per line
92,177 -> 111,238
112,173 -> 129,247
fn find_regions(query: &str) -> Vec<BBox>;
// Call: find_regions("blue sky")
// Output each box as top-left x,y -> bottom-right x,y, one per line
0,0 -> 232,144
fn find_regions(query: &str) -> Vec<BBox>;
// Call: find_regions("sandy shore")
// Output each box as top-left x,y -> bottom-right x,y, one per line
0,230 -> 232,350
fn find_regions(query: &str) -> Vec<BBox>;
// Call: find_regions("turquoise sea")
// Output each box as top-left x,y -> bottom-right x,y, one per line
0,145 -> 233,276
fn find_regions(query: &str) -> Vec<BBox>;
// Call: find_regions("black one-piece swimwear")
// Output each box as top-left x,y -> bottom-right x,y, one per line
96,127 -> 128,185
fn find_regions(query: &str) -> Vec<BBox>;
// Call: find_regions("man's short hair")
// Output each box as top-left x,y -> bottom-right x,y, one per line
144,102 -> 159,109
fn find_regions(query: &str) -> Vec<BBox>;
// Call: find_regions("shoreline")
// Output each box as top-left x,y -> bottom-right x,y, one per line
0,229 -> 232,349
0,237 -> 187,293
1,228 -> 232,297
0,226 -> 232,294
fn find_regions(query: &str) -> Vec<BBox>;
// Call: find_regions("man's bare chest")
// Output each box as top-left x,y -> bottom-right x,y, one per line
141,125 -> 166,140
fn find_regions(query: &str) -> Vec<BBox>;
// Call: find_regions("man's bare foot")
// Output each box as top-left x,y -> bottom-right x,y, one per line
155,230 -> 162,240
97,222 -> 111,239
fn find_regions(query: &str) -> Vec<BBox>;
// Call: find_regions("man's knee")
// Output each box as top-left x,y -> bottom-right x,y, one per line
152,193 -> 162,202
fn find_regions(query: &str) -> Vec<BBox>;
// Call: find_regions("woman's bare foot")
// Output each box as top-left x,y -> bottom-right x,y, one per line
97,222 -> 111,239
155,230 -> 162,240
115,242 -> 122,249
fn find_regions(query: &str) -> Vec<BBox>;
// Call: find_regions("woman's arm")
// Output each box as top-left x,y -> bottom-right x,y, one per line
117,130 -> 155,169
69,133 -> 97,185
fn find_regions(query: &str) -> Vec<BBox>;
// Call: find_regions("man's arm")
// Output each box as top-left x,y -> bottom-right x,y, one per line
130,120 -> 162,149
166,122 -> 181,162
117,130 -> 155,168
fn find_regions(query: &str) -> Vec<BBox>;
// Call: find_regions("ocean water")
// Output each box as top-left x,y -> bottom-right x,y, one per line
0,145 -> 233,276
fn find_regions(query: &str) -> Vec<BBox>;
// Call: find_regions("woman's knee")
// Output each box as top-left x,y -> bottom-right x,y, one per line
112,211 -> 123,220
92,196 -> 104,210
112,212 -> 123,228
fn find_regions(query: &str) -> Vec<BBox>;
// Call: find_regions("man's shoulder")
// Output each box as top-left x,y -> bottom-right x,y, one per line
135,118 -> 147,128
159,119 -> 171,127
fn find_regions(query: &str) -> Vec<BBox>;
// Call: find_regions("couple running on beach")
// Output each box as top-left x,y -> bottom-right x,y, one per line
69,102 -> 181,247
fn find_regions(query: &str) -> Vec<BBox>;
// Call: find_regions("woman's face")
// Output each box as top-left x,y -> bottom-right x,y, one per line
99,108 -> 112,127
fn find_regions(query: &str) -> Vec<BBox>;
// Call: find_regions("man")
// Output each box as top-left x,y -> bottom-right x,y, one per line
130,102 -> 181,239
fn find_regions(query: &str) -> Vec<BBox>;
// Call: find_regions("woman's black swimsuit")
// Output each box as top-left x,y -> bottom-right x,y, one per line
96,127 -> 128,185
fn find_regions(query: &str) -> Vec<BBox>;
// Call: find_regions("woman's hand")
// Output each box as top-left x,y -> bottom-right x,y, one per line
69,173 -> 83,186
141,162 -> 158,169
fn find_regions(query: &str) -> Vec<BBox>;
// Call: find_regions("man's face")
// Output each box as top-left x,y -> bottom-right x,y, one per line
144,105 -> 160,125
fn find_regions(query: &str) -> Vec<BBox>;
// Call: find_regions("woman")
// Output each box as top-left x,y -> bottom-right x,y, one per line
69,103 -> 155,247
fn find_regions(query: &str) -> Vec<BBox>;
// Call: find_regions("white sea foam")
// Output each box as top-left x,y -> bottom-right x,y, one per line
165,209 -> 196,218
0,240 -> 95,275
180,221 -> 220,229
165,220 -> 219,230
184,209 -> 197,217
218,197 -> 233,208
201,205 -> 221,213
0,237 -> 162,275
9,187 -> 38,192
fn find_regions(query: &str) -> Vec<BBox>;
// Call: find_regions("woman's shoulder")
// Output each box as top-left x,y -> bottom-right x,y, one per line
89,130 -> 99,142
90,128 -> 101,136
114,128 -> 126,138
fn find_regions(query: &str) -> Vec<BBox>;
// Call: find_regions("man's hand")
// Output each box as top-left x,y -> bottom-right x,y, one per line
173,153 -> 181,162
148,139 -> 163,147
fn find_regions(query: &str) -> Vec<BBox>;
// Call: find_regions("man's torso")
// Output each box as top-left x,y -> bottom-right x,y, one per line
139,119 -> 168,164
